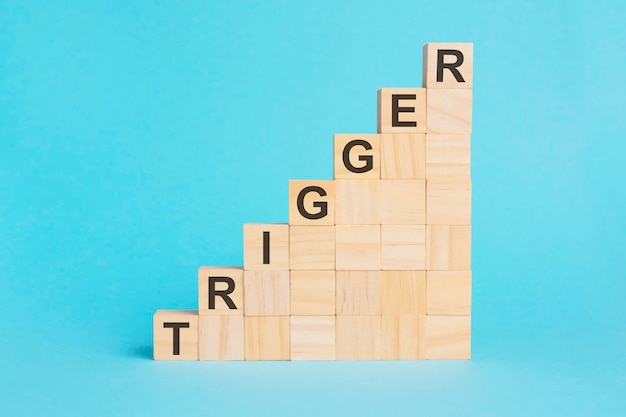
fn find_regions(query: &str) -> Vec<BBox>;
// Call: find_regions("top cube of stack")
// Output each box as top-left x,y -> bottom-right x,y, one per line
422,43 -> 473,89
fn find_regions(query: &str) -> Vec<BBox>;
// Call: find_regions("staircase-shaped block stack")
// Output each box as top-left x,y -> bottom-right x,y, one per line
153,42 -> 473,361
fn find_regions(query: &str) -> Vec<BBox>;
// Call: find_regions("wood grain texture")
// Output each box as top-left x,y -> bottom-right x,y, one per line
290,316 -> 336,360
380,180 -> 426,224
336,270 -> 381,316
199,315 -> 244,361
289,226 -> 335,270
382,315 -> 425,360
335,179 -> 380,225
336,316 -> 382,360
243,223 -> 289,270
380,133 -> 426,179
425,315 -> 471,359
426,134 -> 471,179
289,180 -> 335,226
244,316 -> 290,360
422,43 -> 473,89
290,270 -> 335,316
380,270 -> 426,315
426,225 -> 471,270
426,179 -> 471,225
243,270 -> 290,316
427,271 -> 472,315
377,88 -> 427,133
154,310 -> 199,361
426,89 -> 472,134
334,134 -> 381,179
198,266 -> 244,316
381,225 -> 426,270
335,225 -> 381,270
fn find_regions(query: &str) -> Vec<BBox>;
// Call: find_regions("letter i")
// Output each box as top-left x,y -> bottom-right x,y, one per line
263,231 -> 270,264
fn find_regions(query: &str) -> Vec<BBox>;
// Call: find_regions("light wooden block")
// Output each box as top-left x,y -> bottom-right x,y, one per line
336,316 -> 382,360
426,225 -> 471,270
426,89 -> 472,134
243,223 -> 289,270
380,133 -> 426,179
426,134 -> 471,179
381,180 -> 426,225
199,315 -> 244,361
425,315 -> 471,359
243,270 -> 290,316
426,179 -> 471,225
335,225 -> 380,270
154,310 -> 198,360
336,270 -> 381,315
427,271 -> 472,315
380,270 -> 426,315
290,270 -> 335,316
289,226 -> 335,270
291,316 -> 336,360
198,266 -> 244,316
381,225 -> 426,270
244,316 -> 290,360
335,179 -> 380,224
334,134 -> 380,179
422,43 -> 473,89
382,315 -> 425,360
377,88 -> 427,133
289,180 -> 335,226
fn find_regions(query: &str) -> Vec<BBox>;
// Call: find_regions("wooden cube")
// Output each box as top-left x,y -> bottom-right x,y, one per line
289,180 -> 335,226
291,316 -> 336,360
199,315 -> 244,361
334,134 -> 380,179
380,180 -> 426,224
422,43 -> 473,89
244,316 -> 290,360
377,88 -> 427,133
382,315 -> 425,360
426,89 -> 472,134
198,266 -> 244,316
380,133 -> 426,179
243,223 -> 289,270
336,270 -> 381,315
336,316 -> 382,360
289,226 -> 335,270
290,270 -> 335,316
335,225 -> 380,270
381,225 -> 426,270
426,179 -> 471,225
426,225 -> 471,270
153,310 -> 198,360
335,179 -> 380,224
243,270 -> 290,316
426,134 -> 471,179
380,270 -> 426,315
425,315 -> 471,359
427,271 -> 472,315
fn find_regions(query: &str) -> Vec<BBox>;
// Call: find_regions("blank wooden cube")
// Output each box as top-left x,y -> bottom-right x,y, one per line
382,315 -> 425,360
380,270 -> 426,315
377,88 -> 427,133
422,43 -> 473,89
380,133 -> 426,179
336,225 -> 380,270
426,179 -> 471,225
289,180 -> 335,226
243,223 -> 289,270
290,270 -> 335,316
335,179 -> 380,224
334,134 -> 380,179
199,315 -> 244,361
336,270 -> 380,315
425,315 -> 471,359
244,316 -> 290,360
426,225 -> 471,270
336,316 -> 382,360
154,310 -> 198,360
198,266 -> 244,316
426,134 -> 471,179
427,271 -> 472,315
381,225 -> 426,270
426,89 -> 472,134
381,180 -> 426,225
291,316 -> 336,360
243,270 -> 290,316
289,226 -> 335,270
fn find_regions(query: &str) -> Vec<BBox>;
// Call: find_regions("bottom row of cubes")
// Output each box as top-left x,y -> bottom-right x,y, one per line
154,311 -> 470,361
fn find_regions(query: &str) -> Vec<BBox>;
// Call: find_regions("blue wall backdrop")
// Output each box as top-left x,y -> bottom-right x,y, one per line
1,1 -> 625,415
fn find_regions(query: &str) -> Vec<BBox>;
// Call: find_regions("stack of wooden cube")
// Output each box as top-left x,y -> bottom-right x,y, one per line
154,42 -> 473,361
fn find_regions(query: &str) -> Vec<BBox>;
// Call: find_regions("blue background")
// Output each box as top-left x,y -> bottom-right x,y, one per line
1,1 -> 625,415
